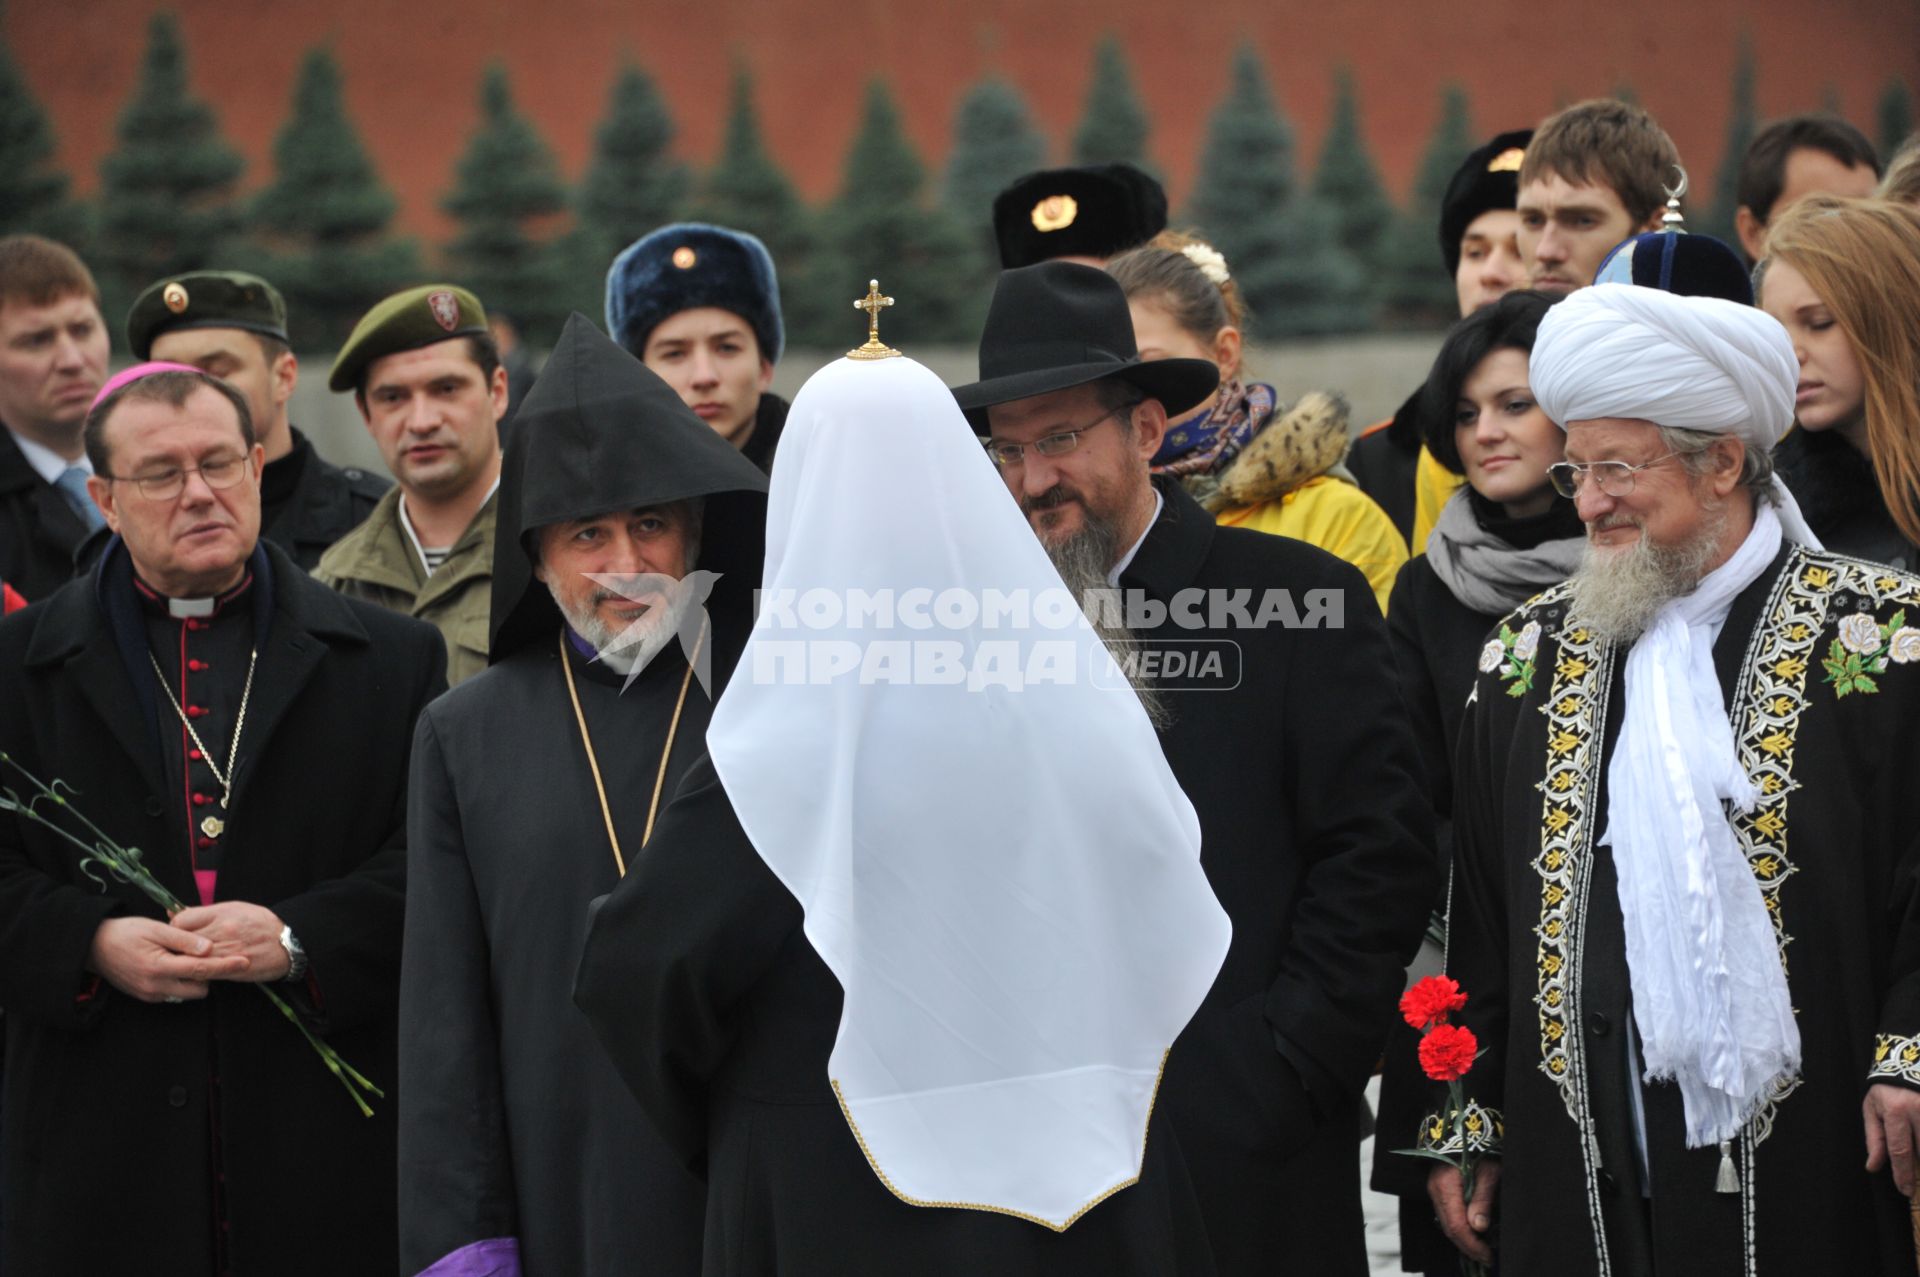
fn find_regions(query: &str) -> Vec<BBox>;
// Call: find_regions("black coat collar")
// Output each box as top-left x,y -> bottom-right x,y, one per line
1117,475 -> 1216,601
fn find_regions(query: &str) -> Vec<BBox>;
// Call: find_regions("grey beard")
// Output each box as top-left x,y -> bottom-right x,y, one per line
550,584 -> 678,676
1567,506 -> 1727,645
1043,518 -> 1172,729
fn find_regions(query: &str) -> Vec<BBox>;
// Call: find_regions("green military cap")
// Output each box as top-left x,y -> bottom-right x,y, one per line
328,284 -> 489,393
126,270 -> 290,360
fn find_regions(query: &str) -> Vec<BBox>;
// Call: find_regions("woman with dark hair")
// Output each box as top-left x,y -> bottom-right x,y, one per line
1371,288 -> 1583,1276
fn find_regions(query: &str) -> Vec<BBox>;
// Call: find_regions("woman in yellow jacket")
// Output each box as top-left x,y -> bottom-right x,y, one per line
1107,235 -> 1405,614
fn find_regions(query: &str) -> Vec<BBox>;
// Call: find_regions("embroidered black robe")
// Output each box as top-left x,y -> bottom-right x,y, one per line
1443,544 -> 1920,1276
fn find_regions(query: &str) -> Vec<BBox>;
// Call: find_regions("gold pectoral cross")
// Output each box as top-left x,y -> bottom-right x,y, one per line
847,280 -> 902,361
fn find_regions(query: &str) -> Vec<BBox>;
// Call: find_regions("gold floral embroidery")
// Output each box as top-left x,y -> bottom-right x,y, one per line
1418,1101 -> 1504,1156
1869,1033 -> 1920,1086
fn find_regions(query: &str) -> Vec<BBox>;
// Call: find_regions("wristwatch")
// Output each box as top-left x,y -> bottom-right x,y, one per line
278,923 -> 309,981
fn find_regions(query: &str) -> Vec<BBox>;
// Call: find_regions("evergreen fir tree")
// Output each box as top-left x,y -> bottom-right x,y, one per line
809,80 -> 983,346
575,61 -> 690,261
1879,78 -> 1914,162
1703,35 -> 1757,247
0,11 -> 81,244
692,65 -> 825,344
441,64 -> 570,342
94,12 -> 248,321
1612,82 -> 1640,106
1071,35 -> 1151,169
250,46 -> 418,347
1310,67 -> 1394,299
1377,85 -> 1476,327
941,76 -> 1046,252
1186,45 -> 1363,336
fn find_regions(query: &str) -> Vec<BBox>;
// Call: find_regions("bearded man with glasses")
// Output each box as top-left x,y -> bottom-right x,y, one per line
0,363 -> 445,1275
1434,282 -> 1920,1276
953,262 -> 1436,1276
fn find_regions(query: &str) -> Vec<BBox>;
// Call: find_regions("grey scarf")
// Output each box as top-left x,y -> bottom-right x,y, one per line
1424,488 -> 1587,615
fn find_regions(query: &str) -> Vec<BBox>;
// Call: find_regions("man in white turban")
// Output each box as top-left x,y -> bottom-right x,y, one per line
1431,282 -> 1920,1276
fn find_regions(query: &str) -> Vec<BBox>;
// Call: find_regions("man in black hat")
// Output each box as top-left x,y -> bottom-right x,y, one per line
1349,129 -> 1533,547
992,163 -> 1168,269
952,262 -> 1435,1277
398,313 -> 768,1277
127,269 -> 389,571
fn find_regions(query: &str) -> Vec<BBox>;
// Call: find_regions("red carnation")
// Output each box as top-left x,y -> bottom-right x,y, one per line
1400,974 -> 1469,1030
1419,1023 -> 1480,1082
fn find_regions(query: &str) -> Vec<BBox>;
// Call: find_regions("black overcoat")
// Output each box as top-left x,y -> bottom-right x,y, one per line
0,538 -> 445,1276
0,426 -> 90,603
1121,479 -> 1436,1275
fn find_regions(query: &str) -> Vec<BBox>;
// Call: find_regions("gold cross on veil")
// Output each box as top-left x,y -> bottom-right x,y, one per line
847,280 -> 902,360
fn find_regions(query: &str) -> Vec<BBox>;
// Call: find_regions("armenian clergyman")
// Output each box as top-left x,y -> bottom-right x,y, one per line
575,296 -> 1231,1274
398,314 -> 769,1275
1433,283 -> 1920,1275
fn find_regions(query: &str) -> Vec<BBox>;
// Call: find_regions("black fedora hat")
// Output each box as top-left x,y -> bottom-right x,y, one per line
950,262 -> 1218,425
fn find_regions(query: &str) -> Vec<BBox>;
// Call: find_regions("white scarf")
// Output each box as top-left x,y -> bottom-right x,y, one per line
706,353 -> 1230,1227
1605,500 -> 1801,1147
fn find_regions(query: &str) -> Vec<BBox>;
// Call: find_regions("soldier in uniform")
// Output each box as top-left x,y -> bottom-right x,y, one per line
126,270 -> 388,571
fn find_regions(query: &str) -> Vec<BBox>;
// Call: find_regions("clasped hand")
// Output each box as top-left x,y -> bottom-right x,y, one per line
87,902 -> 290,1003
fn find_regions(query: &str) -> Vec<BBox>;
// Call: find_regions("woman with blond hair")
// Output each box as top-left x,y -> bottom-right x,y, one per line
1106,233 -> 1407,612
1759,195 -> 1920,567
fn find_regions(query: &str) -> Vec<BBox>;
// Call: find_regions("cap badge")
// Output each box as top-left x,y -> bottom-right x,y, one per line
427,290 -> 461,332
672,245 -> 697,269
163,282 -> 190,314
1031,194 -> 1078,233
1487,147 -> 1525,174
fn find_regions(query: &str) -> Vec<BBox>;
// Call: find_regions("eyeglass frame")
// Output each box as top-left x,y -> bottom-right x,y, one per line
102,451 -> 256,502
1545,451 -> 1681,500
981,401 -> 1142,469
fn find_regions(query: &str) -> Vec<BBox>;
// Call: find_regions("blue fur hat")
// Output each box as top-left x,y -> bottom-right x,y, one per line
1593,232 -> 1753,305
604,223 -> 784,363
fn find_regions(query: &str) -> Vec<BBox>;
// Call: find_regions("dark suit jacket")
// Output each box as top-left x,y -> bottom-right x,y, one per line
1134,479 -> 1436,1276
0,538 -> 445,1276
0,427 -> 89,603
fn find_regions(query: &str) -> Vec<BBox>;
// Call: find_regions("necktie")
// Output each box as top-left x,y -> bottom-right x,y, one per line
54,465 -> 105,533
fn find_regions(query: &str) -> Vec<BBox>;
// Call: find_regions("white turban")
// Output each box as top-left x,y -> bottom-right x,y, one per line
1528,283 -> 1820,547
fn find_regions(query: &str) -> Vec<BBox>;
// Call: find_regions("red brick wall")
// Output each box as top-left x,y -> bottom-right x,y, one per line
15,0 -> 1919,241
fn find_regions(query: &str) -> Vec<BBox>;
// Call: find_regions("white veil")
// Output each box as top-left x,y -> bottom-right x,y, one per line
705,352 -> 1230,1229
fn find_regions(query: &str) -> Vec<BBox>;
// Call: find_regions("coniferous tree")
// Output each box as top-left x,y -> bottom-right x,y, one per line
942,76 -> 1046,254
576,62 -> 690,261
1311,68 -> 1394,303
692,65 -> 823,343
1377,85 -> 1475,327
1612,82 -> 1640,106
1702,36 -> 1757,247
94,13 -> 247,320
442,64 -> 570,342
0,14 -> 81,244
1879,79 -> 1914,162
250,47 -> 418,346
809,80 -> 982,346
1071,36 -> 1152,169
1186,45 -> 1363,336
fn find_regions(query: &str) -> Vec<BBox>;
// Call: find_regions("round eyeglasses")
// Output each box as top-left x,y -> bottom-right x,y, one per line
106,453 -> 252,501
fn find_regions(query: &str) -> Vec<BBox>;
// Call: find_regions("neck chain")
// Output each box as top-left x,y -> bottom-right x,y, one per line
148,647 -> 259,838
560,622 -> 704,878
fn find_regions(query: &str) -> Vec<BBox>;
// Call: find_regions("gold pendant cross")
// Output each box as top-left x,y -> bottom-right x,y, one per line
847,279 -> 902,361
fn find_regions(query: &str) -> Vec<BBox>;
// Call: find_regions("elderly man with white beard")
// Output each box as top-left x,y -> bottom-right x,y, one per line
1429,282 -> 1920,1277
397,314 -> 768,1277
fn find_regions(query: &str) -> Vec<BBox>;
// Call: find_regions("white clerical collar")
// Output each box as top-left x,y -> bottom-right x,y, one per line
8,429 -> 87,486
1108,489 -> 1164,586
167,596 -> 216,618
399,476 -> 501,576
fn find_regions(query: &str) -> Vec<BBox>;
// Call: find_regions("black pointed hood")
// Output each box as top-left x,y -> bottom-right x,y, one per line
488,312 -> 769,663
